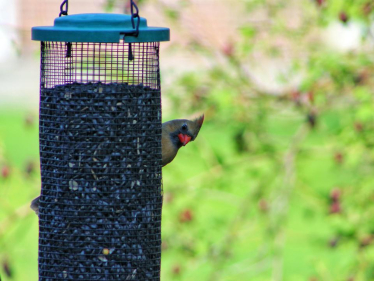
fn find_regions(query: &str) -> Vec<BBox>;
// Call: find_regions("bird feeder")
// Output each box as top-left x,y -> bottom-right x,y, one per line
32,0 -> 169,280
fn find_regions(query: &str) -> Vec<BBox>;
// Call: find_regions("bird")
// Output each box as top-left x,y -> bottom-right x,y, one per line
161,114 -> 204,167
30,114 -> 204,216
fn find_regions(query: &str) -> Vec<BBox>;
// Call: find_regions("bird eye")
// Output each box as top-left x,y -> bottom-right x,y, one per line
182,124 -> 187,131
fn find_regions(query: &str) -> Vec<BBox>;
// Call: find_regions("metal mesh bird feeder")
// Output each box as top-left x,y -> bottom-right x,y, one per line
32,1 -> 169,280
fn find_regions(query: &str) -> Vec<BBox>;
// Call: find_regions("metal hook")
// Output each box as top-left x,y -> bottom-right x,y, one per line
129,0 -> 140,37
59,0 -> 68,17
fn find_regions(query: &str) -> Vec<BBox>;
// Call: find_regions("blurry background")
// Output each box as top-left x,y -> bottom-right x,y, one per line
1,0 -> 374,280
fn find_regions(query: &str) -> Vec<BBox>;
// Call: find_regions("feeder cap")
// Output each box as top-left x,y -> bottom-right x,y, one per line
32,13 -> 170,43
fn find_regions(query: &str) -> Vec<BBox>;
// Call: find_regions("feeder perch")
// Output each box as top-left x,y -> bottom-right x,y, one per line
32,1 -> 169,280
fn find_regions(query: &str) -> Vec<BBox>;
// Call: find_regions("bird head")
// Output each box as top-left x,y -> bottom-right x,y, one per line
165,114 -> 204,148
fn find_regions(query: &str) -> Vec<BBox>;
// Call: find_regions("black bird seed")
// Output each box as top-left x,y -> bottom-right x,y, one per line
38,82 -> 162,281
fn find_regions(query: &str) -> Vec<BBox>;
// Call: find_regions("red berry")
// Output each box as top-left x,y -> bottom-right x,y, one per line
330,202 -> 341,214
179,209 -> 193,223
330,188 -> 341,202
290,90 -> 300,101
258,199 -> 268,212
315,0 -> 325,7
1,166 -> 10,178
363,3 -> 372,15
172,264 -> 181,275
354,122 -> 363,132
339,12 -> 349,23
221,42 -> 234,58
334,152 -> 344,164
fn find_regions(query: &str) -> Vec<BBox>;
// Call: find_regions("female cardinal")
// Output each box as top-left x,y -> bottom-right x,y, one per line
161,114 -> 204,166
30,115 -> 204,216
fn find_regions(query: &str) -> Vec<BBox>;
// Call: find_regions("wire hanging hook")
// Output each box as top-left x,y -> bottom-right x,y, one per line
130,0 -> 140,37
59,0 -> 68,17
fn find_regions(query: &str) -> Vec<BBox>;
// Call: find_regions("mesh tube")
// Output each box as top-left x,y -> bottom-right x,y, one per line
38,41 -> 162,280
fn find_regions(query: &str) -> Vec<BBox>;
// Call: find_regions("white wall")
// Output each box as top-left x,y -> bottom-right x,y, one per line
0,0 -> 18,62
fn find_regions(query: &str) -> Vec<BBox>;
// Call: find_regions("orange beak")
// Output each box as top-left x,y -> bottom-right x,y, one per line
178,134 -> 192,146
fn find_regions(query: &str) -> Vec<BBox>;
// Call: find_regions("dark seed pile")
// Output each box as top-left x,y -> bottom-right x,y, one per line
38,82 -> 162,281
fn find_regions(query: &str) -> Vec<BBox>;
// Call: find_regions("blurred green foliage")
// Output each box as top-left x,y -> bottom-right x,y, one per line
1,0 -> 374,280
0,111 -> 40,281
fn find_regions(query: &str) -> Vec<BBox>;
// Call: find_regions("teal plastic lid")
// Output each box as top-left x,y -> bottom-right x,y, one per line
32,13 -> 170,43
